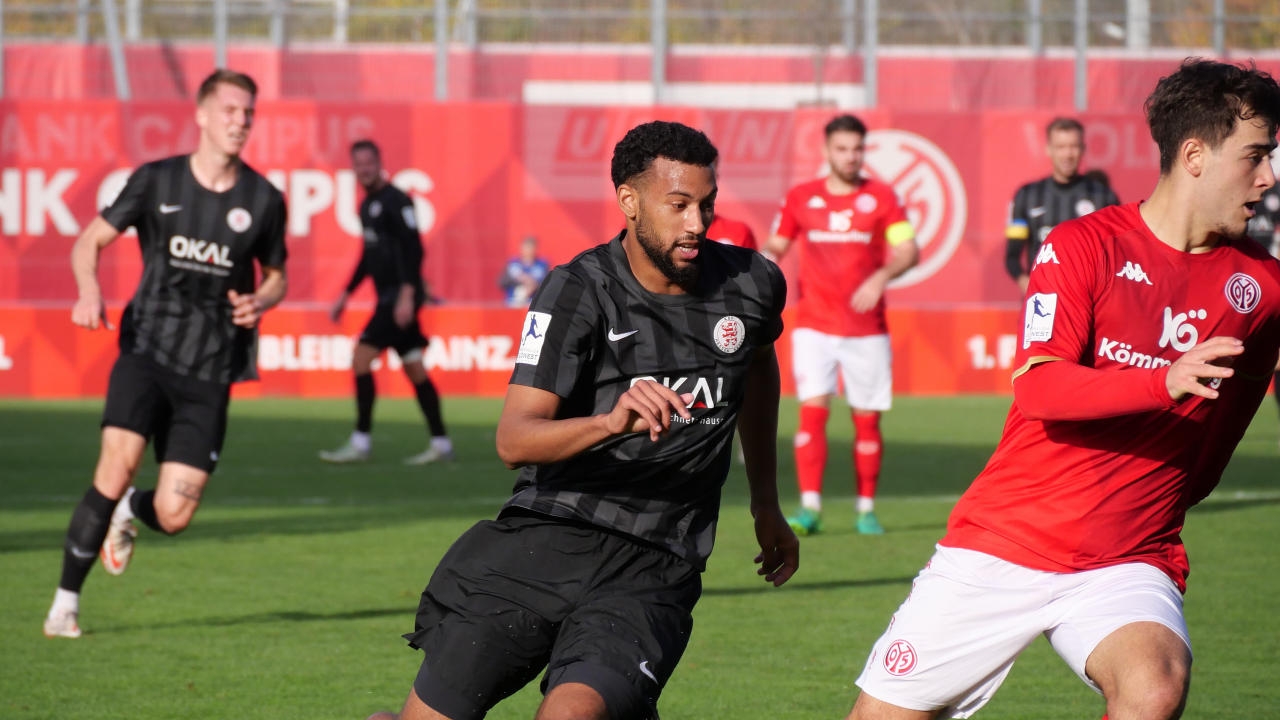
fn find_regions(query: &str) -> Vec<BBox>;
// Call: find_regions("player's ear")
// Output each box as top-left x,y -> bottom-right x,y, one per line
1181,138 -> 1205,177
617,183 -> 639,221
194,100 -> 209,131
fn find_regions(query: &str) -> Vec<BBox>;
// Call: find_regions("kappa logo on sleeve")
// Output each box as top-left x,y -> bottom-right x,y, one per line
1033,242 -> 1060,268
1022,293 -> 1058,349
516,311 -> 552,365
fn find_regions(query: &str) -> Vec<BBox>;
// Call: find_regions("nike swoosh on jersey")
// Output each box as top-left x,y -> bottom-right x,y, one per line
1027,206 -> 1047,218
159,203 -> 182,214
608,329 -> 639,341
638,660 -> 657,683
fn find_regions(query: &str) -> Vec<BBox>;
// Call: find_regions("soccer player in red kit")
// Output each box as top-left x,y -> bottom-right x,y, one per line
848,59 -> 1280,720
765,114 -> 918,536
707,213 -> 757,250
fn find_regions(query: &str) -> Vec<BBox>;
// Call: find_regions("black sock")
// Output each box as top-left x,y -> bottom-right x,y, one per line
129,489 -> 165,534
356,373 -> 375,434
414,378 -> 447,438
58,487 -> 118,592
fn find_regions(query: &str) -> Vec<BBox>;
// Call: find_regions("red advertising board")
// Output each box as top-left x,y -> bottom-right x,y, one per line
2,96 -> 1156,398
0,305 -> 1022,399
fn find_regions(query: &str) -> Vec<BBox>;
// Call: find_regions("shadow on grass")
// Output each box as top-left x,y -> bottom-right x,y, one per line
90,575 -> 920,633
702,574 -> 916,597
0,501 -> 489,554
92,605 -> 414,635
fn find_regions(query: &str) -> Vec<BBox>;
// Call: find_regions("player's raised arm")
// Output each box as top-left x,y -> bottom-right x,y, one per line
70,216 -> 124,330
495,382 -> 694,469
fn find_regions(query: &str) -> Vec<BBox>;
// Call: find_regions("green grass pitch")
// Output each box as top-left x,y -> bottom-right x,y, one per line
2,395 -> 1279,718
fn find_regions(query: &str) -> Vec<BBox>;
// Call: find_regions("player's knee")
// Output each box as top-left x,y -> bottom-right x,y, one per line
154,504 -> 194,535
1107,666 -> 1188,720
403,363 -> 428,385
96,445 -> 143,488
536,683 -> 611,720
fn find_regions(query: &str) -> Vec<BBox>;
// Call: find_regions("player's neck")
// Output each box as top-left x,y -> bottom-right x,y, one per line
363,178 -> 388,195
1050,171 -> 1077,184
188,149 -> 241,193
824,174 -> 861,195
621,232 -> 694,296
1140,183 -> 1219,254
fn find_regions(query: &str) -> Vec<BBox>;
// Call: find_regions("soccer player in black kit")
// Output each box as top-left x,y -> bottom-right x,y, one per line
364,121 -> 800,720
1246,180 -> 1280,443
320,139 -> 452,465
1005,117 -> 1120,293
43,69 -> 288,638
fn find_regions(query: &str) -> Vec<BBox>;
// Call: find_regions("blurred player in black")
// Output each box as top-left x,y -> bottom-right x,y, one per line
1006,117 -> 1120,293
1246,181 -> 1280,254
1246,176 -> 1280,440
320,139 -> 452,465
45,69 -> 288,638
365,121 -> 799,720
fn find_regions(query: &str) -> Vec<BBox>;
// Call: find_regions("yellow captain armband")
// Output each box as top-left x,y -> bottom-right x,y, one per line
1011,356 -> 1064,383
1006,220 -> 1030,241
885,220 -> 915,246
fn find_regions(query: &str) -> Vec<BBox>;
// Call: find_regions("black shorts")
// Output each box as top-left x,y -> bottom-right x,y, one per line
101,352 -> 231,473
404,510 -> 702,720
358,306 -> 428,359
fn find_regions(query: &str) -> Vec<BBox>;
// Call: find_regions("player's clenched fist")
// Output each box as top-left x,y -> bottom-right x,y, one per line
1166,336 -> 1243,401
606,379 -> 695,441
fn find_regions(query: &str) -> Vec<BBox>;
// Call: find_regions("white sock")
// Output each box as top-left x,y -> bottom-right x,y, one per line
350,431 -> 372,452
431,436 -> 452,453
52,588 -> 79,614
857,496 -> 875,513
801,492 -> 822,512
116,486 -> 137,521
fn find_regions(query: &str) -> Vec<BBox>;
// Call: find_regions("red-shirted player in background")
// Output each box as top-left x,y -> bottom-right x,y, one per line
707,213 -> 757,250
847,59 -> 1280,720
765,114 -> 918,536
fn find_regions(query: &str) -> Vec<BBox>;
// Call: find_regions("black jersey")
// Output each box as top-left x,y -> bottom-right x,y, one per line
1005,175 -> 1119,281
101,155 -> 288,384
1247,185 -> 1280,252
345,183 -> 426,306
504,232 -> 787,568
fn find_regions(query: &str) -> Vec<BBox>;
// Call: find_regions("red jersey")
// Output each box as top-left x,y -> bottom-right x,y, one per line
707,214 -> 757,251
774,177 -> 914,336
942,203 -> 1280,591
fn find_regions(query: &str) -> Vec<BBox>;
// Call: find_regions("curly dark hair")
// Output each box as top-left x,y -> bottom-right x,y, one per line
1145,58 -> 1280,174
610,121 -> 718,189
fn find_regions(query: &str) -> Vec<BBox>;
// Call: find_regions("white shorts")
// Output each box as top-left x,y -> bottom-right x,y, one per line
855,545 -> 1190,718
791,328 -> 892,410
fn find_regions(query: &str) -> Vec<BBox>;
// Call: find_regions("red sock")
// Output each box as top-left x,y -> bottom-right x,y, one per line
853,412 -> 882,500
795,405 -> 829,496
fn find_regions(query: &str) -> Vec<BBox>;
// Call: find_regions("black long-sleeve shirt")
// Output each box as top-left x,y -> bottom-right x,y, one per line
346,183 -> 425,306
